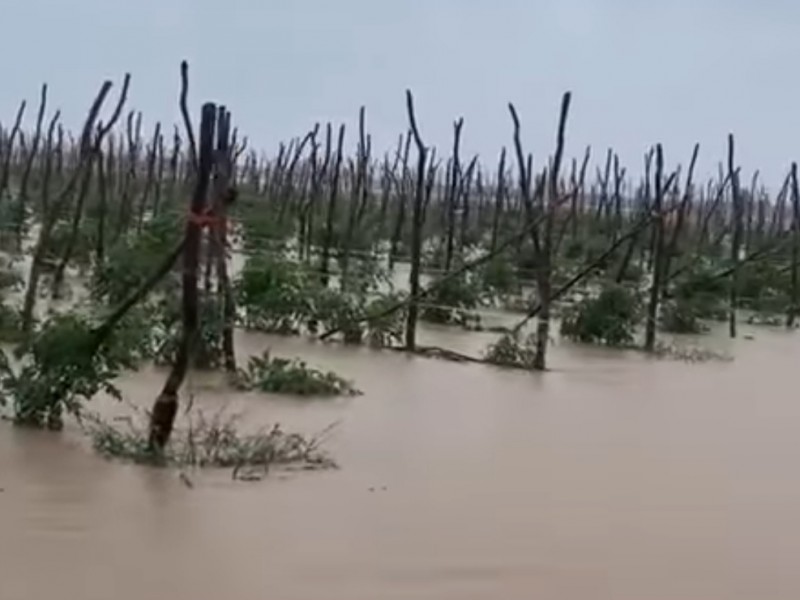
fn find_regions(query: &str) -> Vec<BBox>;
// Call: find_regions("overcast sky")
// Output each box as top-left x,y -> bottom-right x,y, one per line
1,0 -> 798,187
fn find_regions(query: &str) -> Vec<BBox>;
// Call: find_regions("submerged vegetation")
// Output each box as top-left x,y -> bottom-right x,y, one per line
0,60 -> 796,477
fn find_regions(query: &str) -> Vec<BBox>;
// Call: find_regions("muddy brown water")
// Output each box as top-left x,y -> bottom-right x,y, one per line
2,322 -> 800,600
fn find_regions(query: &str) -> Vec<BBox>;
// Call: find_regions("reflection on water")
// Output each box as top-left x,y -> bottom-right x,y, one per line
2,322 -> 800,599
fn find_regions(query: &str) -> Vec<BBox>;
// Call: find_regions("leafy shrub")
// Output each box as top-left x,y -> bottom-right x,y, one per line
480,257 -> 519,295
235,253 -> 317,334
92,215 -> 181,305
0,314 -> 138,429
672,265 -> 728,318
421,273 -> 482,324
43,222 -> 93,267
561,284 -> 641,346
238,351 -> 360,397
660,299 -> 709,334
362,292 -> 406,348
484,331 -> 538,368
84,407 -> 337,474
152,296 -> 225,370
311,288 -> 365,343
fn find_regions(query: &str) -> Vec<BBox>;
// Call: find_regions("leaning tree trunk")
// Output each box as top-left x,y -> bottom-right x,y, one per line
148,102 -> 216,451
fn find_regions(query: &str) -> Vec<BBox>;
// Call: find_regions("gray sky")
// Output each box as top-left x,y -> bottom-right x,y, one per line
2,0 -> 798,187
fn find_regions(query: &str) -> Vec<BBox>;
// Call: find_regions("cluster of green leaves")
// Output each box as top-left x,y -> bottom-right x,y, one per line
235,253 -> 318,334
237,350 -> 360,397
150,296 -> 225,370
660,299 -> 709,334
92,215 -> 180,305
737,261 -> 791,313
43,221 -> 93,268
0,258 -> 23,342
480,257 -> 520,296
484,331 -> 538,369
0,314 -> 139,429
236,252 -> 405,347
421,273 -> 483,325
561,284 -> 642,346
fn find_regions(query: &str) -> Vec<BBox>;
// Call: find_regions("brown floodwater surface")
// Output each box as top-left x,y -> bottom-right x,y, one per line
2,324 -> 800,599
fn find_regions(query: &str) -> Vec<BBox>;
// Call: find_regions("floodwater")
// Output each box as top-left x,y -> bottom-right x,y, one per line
2,322 -> 800,600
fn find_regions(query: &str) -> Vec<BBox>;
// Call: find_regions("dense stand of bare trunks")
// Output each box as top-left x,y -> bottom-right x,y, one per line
0,61 -> 795,445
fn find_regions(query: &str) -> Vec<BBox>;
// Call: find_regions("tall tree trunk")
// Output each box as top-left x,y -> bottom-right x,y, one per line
644,145 -> 665,352
211,106 -> 236,374
533,92 -> 571,371
788,163 -> 799,328
728,134 -> 743,339
319,124 -> 345,287
404,91 -> 428,351
148,102 -> 216,451
489,147 -> 507,253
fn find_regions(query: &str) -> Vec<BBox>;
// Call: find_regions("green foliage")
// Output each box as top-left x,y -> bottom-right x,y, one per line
235,253 -> 318,334
238,205 -> 296,251
421,273 -> 482,324
312,288 -> 365,343
480,257 -> 519,295
0,314 -> 137,429
0,303 -> 22,343
672,264 -> 728,320
84,407 -> 337,474
484,331 -> 538,369
0,259 -> 23,291
737,261 -> 790,313
43,222 -> 93,267
561,284 -> 641,346
361,292 -> 406,348
92,215 -> 180,305
152,296 -> 225,370
238,351 -> 360,397
660,299 -> 709,334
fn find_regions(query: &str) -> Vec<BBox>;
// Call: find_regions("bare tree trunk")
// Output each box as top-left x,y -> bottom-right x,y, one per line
404,91 -> 428,351
52,74 -> 130,297
319,124 -> 345,287
148,102 -> 216,452
788,162 -> 799,328
533,92 -> 571,371
644,145 -> 665,352
444,119 -> 463,271
489,147 -> 506,253
0,100 -> 26,202
15,85 -> 48,249
21,78 -> 121,333
728,134 -> 743,339
211,106 -> 237,374
340,107 -> 368,290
